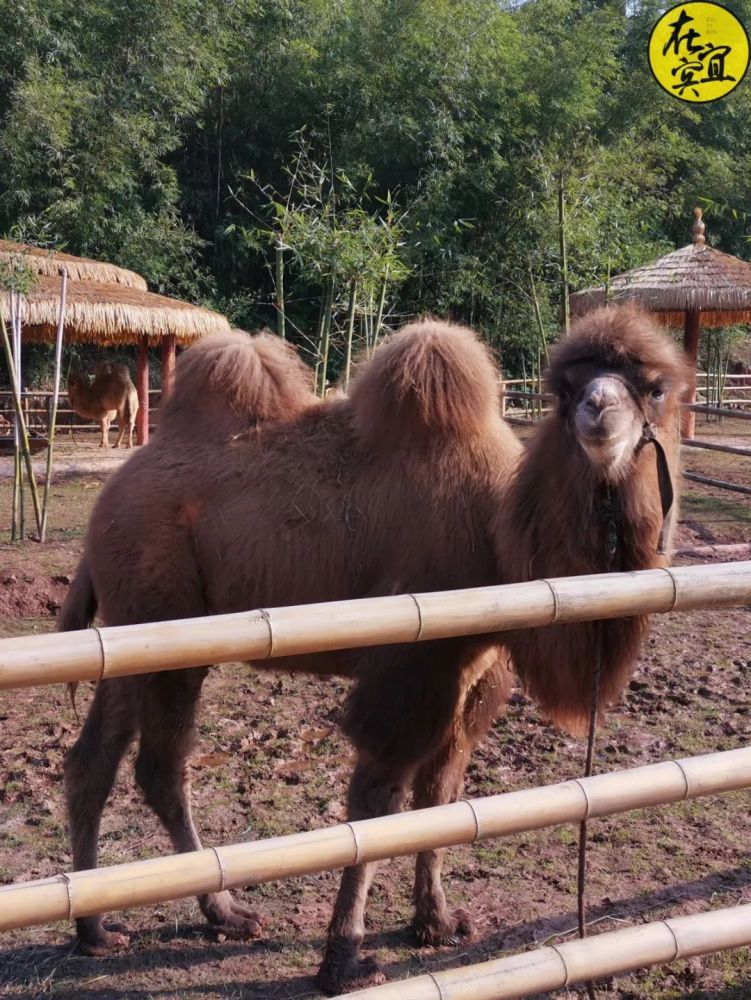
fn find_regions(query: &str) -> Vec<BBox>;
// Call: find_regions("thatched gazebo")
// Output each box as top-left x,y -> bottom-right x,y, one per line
571,209 -> 751,438
0,240 -> 147,290
0,273 -> 231,444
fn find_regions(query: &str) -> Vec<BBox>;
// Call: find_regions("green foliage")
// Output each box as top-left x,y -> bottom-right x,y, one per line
1,0 -> 751,375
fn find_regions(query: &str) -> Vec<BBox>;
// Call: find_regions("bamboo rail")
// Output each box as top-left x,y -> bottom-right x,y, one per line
683,472 -> 751,496
682,438 -> 751,457
2,562 -> 751,691
1,747 -> 750,933
688,403 -> 751,420
348,902 -> 751,999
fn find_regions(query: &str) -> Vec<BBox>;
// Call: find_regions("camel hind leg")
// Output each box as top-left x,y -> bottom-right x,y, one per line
64,677 -> 139,954
317,755 -> 413,995
134,667 -> 262,939
113,410 -> 127,449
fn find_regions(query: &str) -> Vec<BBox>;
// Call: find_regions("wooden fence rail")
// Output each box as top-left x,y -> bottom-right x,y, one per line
1,746 -> 750,933
1,562 -> 750,690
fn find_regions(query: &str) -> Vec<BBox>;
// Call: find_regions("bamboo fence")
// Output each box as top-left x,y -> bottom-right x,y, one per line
1,746 -> 750,933
347,902 -> 751,999
683,472 -> 751,496
2,561 -> 751,690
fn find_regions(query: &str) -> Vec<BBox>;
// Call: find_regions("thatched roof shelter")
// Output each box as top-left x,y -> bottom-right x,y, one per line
570,209 -> 751,437
0,274 -> 230,346
0,240 -> 147,290
1,272 -> 231,445
570,242 -> 751,327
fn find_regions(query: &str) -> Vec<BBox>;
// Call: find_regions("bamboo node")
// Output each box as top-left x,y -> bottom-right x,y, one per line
672,759 -> 691,800
660,567 -> 679,612
542,578 -> 560,623
550,943 -> 573,988
258,610 -> 275,658
571,778 -> 593,820
407,594 -> 424,642
426,971 -> 446,999
211,847 -> 227,892
60,872 -> 74,920
663,917 -> 682,961
343,822 -> 362,867
461,798 -> 481,842
92,626 -> 106,682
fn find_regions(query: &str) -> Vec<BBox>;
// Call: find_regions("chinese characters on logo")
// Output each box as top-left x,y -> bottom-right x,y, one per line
649,2 -> 749,103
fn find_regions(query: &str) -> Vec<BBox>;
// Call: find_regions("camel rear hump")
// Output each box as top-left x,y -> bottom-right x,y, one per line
349,318 -> 501,450
158,329 -> 316,439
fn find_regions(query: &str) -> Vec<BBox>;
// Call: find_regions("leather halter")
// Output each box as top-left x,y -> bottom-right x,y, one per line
634,421 -> 674,556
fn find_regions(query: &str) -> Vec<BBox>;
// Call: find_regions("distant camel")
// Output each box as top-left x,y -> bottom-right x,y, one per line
67,362 -> 138,448
58,310 -> 685,993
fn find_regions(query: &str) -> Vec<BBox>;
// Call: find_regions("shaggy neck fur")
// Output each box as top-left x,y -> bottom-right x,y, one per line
497,381 -> 681,735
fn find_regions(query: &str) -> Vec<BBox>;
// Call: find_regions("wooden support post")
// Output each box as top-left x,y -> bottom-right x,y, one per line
136,338 -> 149,446
160,334 -> 176,401
682,309 -> 701,439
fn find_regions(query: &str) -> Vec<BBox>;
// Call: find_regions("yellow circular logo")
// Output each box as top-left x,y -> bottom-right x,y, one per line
649,2 -> 749,102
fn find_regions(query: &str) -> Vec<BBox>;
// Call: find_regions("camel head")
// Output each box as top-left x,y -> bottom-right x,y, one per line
548,306 -> 686,484
66,370 -> 91,397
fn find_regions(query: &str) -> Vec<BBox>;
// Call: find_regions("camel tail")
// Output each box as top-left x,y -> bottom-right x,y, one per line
157,329 -> 316,439
57,557 -> 98,719
349,317 -> 501,450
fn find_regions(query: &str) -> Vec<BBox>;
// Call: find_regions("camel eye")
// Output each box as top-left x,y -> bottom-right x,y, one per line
651,386 -> 665,402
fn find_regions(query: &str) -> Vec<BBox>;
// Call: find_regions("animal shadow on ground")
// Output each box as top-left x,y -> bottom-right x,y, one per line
2,864 -> 749,998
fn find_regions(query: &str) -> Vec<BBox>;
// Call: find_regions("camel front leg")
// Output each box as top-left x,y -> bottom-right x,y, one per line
99,415 -> 111,447
411,659 -> 507,946
317,755 -> 412,996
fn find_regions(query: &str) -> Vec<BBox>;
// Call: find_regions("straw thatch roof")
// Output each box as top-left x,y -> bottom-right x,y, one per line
0,240 -> 147,291
0,274 -> 230,345
571,244 -> 751,328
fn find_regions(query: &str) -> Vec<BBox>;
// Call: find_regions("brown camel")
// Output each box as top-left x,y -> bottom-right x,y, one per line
57,307 -> 685,993
67,362 -> 138,448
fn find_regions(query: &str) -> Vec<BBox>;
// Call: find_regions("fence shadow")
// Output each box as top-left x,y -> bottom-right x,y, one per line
2,861 -> 749,998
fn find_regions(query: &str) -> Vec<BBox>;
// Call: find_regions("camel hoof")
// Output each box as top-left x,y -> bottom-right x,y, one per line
76,921 -> 130,956
203,892 -> 263,940
316,954 -> 386,996
413,907 -> 474,947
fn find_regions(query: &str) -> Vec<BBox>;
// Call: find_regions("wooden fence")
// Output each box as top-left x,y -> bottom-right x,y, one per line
0,388 -> 162,438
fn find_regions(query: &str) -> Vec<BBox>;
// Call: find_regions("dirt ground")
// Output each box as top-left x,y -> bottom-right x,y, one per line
1,424 -> 750,1000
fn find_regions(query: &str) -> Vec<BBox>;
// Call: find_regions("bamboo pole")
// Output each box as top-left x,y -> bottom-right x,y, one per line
11,292 -> 22,540
682,438 -> 751,457
674,542 -> 751,558
274,235 -> 286,340
1,562 -> 751,691
683,472 -> 751,496
687,403 -> 751,420
348,902 -> 751,999
342,278 -> 357,389
1,747 -> 750,933
40,270 -> 68,543
0,313 -> 43,539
